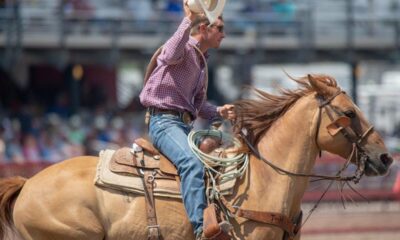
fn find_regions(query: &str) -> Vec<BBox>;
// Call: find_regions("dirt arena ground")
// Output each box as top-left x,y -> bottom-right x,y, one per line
301,201 -> 400,240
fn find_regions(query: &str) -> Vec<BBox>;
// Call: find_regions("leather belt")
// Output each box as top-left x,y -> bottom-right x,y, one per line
149,107 -> 193,124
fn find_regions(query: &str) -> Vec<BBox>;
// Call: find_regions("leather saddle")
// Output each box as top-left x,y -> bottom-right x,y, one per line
107,136 -> 234,240
109,138 -> 178,179
109,135 -> 225,179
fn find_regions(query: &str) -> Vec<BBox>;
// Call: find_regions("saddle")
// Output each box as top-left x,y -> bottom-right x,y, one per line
107,138 -> 179,240
105,137 -> 230,240
109,138 -> 178,178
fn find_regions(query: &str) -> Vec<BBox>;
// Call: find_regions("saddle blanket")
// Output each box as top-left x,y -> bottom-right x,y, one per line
95,149 -> 236,199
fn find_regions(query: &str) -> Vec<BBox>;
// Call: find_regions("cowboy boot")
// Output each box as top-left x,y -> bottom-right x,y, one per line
196,221 -> 232,240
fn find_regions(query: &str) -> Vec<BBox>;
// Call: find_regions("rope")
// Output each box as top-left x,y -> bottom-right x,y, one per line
188,129 -> 249,200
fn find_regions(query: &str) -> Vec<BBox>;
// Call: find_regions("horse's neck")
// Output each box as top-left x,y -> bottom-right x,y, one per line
234,95 -> 320,218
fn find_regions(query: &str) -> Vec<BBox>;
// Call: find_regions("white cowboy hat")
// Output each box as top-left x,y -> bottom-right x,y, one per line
187,0 -> 226,25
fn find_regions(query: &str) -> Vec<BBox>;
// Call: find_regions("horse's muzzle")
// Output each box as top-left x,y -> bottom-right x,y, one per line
364,153 -> 393,176
380,153 -> 393,168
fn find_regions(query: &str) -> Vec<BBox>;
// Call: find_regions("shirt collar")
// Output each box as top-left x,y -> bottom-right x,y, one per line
189,37 -> 209,59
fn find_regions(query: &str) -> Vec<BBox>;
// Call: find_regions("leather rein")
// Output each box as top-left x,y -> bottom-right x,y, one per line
220,90 -> 374,239
241,89 -> 374,183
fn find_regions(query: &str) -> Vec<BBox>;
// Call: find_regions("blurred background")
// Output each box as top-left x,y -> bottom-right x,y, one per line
0,0 -> 400,239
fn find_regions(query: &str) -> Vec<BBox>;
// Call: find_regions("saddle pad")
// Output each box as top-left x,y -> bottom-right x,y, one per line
95,149 -> 181,198
95,149 -> 236,199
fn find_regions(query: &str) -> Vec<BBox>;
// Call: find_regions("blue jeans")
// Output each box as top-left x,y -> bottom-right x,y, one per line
149,114 -> 206,235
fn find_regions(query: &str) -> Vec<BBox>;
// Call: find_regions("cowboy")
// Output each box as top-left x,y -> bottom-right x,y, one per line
139,0 -> 235,238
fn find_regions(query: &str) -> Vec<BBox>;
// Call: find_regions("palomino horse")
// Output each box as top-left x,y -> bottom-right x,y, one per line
0,74 -> 393,240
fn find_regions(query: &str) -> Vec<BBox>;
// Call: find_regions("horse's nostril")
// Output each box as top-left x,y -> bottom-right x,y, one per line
380,153 -> 393,167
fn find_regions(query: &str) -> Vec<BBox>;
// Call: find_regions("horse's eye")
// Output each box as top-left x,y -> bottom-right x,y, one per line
344,110 -> 356,118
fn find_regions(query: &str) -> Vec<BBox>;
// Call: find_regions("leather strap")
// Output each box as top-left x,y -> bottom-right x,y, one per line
236,209 -> 295,238
202,204 -> 231,240
203,204 -> 221,238
148,107 -> 194,125
219,196 -> 301,240
141,169 -> 161,240
290,211 -> 302,240
143,47 -> 163,87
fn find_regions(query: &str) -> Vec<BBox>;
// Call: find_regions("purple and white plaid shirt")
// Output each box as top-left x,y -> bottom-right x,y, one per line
139,17 -> 218,121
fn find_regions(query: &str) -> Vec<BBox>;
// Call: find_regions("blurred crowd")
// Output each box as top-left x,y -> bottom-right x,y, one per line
0,102 -> 146,164
1,100 -> 398,192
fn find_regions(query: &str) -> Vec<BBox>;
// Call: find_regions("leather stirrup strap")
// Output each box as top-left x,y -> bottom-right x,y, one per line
219,195 -> 300,239
141,170 -> 161,240
235,209 -> 295,239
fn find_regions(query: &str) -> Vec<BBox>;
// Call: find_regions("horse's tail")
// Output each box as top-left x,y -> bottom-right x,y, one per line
0,176 -> 26,240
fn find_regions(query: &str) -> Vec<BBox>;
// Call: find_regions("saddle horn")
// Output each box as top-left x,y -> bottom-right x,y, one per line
188,0 -> 226,25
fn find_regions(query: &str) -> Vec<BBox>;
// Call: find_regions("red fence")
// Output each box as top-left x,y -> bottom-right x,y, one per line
0,162 -> 52,178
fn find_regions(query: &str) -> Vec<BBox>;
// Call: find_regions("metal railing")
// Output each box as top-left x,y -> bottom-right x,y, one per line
0,1 -> 399,51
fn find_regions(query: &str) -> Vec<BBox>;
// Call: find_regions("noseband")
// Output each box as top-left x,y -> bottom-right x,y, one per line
315,90 -> 374,183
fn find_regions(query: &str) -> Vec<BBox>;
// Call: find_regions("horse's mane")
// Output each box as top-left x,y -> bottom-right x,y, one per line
234,74 -> 338,145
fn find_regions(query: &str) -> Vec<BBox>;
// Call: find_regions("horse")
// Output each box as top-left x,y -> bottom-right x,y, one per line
0,74 -> 393,240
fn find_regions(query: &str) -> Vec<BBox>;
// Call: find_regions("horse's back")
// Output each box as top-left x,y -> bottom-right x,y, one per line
12,155 -> 193,240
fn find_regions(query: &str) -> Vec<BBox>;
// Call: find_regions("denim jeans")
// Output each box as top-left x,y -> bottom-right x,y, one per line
149,114 -> 206,235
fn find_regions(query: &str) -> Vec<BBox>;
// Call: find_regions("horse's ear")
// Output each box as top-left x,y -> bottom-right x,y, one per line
308,74 -> 337,97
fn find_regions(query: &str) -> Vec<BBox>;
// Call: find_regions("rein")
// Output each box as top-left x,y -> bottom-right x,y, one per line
189,89 -> 375,239
225,90 -> 375,239
241,90 -> 374,183
314,90 -> 374,183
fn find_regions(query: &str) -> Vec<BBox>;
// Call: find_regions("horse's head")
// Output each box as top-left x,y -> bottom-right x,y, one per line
309,74 -> 393,176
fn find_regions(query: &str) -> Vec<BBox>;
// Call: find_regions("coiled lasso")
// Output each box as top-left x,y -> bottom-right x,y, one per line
188,129 -> 249,200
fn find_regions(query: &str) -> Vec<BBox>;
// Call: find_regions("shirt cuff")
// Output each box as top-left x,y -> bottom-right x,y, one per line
211,107 -> 222,122
182,17 -> 193,28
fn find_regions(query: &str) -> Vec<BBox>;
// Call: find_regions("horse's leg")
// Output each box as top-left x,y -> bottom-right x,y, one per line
13,157 -> 105,240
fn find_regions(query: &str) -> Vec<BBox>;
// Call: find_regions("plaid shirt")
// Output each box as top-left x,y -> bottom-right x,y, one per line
139,17 -> 218,121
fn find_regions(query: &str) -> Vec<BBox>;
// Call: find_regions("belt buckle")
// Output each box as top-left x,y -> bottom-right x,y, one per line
182,112 -> 192,124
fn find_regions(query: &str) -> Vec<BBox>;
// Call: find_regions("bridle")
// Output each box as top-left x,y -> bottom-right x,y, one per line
216,89 -> 376,239
224,89 -> 376,239
314,90 -> 374,183
239,89 -> 375,184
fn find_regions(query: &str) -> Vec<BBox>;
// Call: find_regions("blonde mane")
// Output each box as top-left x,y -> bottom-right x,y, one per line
234,74 -> 338,145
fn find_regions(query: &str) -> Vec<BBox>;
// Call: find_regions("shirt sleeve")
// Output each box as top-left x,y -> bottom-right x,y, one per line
198,101 -> 219,121
194,79 -> 219,120
158,17 -> 192,65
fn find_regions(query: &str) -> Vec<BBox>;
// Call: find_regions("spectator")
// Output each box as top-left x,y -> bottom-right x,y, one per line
272,0 -> 296,22
63,0 -> 94,15
127,0 -> 153,22
67,114 -> 86,145
166,0 -> 182,15
22,133 -> 41,162
109,116 -> 127,146
63,0 -> 95,34
38,130 -> 65,163
242,0 -> 259,13
5,137 -> 25,164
